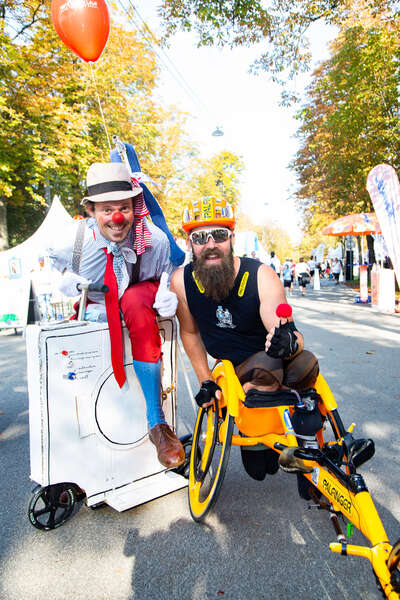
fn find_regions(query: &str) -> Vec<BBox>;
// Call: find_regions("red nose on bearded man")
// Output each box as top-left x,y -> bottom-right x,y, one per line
112,212 -> 125,225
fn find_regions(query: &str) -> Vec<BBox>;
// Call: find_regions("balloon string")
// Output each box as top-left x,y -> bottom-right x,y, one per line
89,62 -> 111,153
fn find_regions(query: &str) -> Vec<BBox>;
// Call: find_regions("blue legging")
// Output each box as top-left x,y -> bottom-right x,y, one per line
133,359 -> 166,429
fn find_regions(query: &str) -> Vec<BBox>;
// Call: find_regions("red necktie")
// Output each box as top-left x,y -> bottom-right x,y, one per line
103,250 -> 126,388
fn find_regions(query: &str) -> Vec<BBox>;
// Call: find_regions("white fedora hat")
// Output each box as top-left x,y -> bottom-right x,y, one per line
81,162 -> 143,204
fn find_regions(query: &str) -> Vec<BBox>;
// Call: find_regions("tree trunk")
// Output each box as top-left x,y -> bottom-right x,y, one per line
0,198 -> 8,250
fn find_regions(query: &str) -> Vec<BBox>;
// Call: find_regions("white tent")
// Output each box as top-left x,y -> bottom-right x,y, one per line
0,197 -> 73,328
0,196 -> 73,278
234,231 -> 259,257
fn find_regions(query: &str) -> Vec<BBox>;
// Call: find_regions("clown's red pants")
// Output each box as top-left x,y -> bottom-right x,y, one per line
120,280 -> 161,363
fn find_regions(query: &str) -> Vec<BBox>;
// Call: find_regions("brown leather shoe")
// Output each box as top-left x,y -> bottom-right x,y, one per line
149,424 -> 185,469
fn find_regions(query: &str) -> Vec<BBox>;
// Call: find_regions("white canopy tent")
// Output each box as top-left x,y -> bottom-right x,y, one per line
0,197 -> 73,328
0,196 -> 73,278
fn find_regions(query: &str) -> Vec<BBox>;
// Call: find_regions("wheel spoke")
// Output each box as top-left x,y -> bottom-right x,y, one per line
46,507 -> 56,528
34,507 -> 51,517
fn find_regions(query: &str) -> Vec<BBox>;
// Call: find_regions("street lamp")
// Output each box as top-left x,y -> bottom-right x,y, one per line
211,126 -> 224,137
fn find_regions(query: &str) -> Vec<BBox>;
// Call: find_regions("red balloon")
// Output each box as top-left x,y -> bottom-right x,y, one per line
51,0 -> 110,63
276,303 -> 292,318
112,211 -> 125,225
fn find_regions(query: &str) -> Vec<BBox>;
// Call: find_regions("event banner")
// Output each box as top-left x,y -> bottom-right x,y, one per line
359,265 -> 369,302
0,278 -> 30,329
371,266 -> 379,307
366,164 -> 400,287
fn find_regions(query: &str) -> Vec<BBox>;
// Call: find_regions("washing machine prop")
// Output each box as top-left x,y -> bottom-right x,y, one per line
26,316 -> 190,530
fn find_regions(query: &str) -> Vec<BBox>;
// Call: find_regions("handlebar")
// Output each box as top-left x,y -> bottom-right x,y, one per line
76,283 -> 109,294
76,282 -> 109,321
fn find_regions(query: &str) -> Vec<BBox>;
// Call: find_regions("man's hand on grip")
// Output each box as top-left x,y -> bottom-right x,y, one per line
195,380 -> 221,408
266,321 -> 298,359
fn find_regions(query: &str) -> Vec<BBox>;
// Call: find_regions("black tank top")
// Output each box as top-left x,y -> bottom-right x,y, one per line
184,257 -> 267,366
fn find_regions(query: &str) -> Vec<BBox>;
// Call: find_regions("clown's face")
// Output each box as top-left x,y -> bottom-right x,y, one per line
87,198 -> 134,242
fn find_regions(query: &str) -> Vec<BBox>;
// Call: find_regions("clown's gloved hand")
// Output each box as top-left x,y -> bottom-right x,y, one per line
266,321 -> 299,359
153,272 -> 178,318
59,271 -> 91,298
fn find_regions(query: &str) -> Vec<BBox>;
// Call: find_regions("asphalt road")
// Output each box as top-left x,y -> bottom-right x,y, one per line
0,281 -> 399,600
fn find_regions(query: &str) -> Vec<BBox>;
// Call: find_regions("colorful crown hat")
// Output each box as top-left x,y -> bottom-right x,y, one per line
182,197 -> 235,233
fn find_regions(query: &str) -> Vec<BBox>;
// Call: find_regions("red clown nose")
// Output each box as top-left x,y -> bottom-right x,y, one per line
112,212 -> 125,225
276,303 -> 292,318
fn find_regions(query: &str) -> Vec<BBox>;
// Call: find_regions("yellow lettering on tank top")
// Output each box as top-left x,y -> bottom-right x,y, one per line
192,271 -> 205,293
238,271 -> 249,297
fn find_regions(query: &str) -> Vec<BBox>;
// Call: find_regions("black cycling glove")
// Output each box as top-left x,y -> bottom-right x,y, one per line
267,321 -> 299,359
195,380 -> 221,407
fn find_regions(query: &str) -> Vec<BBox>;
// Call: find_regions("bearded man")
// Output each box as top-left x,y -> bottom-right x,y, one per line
170,198 -> 319,479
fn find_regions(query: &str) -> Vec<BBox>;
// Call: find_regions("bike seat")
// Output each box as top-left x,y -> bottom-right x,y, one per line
243,388 -> 299,408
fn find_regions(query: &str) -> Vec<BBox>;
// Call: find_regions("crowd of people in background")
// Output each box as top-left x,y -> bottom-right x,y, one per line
245,250 -> 344,296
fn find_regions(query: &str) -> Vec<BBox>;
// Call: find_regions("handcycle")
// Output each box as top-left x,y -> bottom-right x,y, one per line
188,313 -> 400,599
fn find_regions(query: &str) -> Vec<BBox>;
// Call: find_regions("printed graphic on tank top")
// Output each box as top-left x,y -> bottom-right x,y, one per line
184,257 -> 267,366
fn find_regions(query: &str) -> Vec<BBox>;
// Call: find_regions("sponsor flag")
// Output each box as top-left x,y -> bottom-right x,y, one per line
359,265 -> 369,302
366,164 -> 400,287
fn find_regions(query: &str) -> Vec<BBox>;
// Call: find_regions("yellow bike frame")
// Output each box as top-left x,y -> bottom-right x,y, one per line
211,360 -> 399,599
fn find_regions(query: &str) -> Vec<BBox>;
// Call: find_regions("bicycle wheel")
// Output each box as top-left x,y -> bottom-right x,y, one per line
188,399 -> 234,522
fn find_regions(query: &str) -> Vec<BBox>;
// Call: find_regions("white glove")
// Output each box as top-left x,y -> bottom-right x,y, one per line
153,272 -> 178,318
59,271 -> 91,298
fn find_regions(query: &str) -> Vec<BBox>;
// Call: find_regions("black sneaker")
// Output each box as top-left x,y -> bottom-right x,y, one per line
297,473 -> 312,500
347,438 -> 375,468
240,447 -> 279,481
297,473 -> 322,501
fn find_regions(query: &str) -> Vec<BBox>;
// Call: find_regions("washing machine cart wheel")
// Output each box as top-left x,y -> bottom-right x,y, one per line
28,483 -> 83,531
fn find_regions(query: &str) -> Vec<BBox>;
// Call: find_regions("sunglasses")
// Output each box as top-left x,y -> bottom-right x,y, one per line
189,228 -> 232,245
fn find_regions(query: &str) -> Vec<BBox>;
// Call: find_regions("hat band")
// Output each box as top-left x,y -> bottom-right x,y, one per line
87,180 -> 132,196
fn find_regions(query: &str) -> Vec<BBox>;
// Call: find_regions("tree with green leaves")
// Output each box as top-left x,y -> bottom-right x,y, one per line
236,212 -> 293,261
166,149 -> 244,235
158,0 -> 397,99
1,1 -> 163,245
1,1 -> 244,249
290,8 -> 400,230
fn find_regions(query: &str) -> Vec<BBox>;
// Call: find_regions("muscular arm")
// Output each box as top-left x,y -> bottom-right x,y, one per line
170,268 -> 213,384
258,264 -> 304,357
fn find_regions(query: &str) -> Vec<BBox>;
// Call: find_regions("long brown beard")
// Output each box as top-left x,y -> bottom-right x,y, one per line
193,247 -> 235,302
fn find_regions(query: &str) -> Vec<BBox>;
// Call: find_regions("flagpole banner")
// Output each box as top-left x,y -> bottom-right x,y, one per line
359,265 -> 369,302
371,266 -> 379,307
366,164 -> 400,288
379,268 -> 396,313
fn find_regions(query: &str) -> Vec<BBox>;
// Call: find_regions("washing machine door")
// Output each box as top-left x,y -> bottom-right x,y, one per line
94,363 -> 148,448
